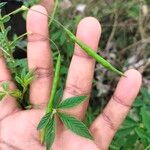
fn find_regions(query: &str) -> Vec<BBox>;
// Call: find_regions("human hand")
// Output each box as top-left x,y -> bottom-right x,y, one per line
0,5 -> 142,150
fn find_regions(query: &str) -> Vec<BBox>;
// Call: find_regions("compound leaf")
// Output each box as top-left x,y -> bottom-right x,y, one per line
58,112 -> 93,140
141,107 -> 150,131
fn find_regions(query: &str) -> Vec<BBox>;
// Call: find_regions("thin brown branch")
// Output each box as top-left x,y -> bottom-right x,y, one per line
121,37 -> 150,54
105,12 -> 118,51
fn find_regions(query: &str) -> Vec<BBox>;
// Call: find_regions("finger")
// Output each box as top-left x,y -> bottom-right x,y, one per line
0,49 -> 19,121
27,5 -> 53,108
63,17 -> 101,119
90,69 -> 142,149
40,0 -> 54,13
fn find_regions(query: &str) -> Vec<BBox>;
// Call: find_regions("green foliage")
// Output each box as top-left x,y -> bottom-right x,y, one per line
110,88 -> 150,149
9,89 -> 22,99
53,88 -> 63,108
38,94 -> 91,149
0,81 -> 22,101
36,49 -> 91,149
0,3 -> 34,108
2,82 -> 9,91
37,112 -> 52,130
38,113 -> 56,150
58,96 -> 87,109
0,91 -> 6,100
23,0 -> 39,7
15,69 -> 35,89
58,112 -> 93,140
141,107 -> 150,131
37,52 -> 91,149
45,117 -> 56,150
1,15 -> 11,24
0,2 -> 7,8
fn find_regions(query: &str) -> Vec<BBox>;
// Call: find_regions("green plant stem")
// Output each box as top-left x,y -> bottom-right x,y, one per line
10,32 -> 31,47
6,6 -> 28,17
0,47 -> 11,58
46,54 -> 61,113
0,14 -> 15,63
0,6 -> 27,62
48,0 -> 59,28
40,54 -> 61,144
21,86 -> 27,101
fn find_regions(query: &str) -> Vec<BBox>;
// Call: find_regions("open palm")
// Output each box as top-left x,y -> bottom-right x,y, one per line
0,5 -> 141,150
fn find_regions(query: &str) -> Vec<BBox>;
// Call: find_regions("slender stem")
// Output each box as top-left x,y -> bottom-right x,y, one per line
10,32 -> 31,47
48,0 -> 59,27
5,6 -> 28,17
46,54 -> 61,113
41,54 -> 61,144
145,145 -> 150,150
22,86 -> 27,100
105,12 -> 118,51
0,14 -> 15,63
0,48 -> 11,58
0,6 -> 28,71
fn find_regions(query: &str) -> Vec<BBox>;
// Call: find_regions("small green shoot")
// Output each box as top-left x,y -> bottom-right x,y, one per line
0,2 -> 7,9
0,82 -> 22,101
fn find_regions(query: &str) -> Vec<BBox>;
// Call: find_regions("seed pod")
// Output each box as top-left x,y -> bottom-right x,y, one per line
63,28 -> 124,76
46,54 -> 61,113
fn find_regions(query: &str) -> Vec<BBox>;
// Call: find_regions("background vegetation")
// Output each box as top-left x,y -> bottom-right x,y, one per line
1,0 -> 150,149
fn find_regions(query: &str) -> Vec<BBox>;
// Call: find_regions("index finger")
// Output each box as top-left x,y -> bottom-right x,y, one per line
27,5 -> 53,108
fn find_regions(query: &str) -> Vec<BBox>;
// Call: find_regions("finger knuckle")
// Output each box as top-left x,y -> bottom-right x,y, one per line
112,95 -> 131,109
65,84 -> 89,96
34,67 -> 53,79
101,111 -> 116,132
28,32 -> 48,43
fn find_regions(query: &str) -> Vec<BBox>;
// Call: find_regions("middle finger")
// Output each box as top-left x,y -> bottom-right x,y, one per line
62,17 -> 101,120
